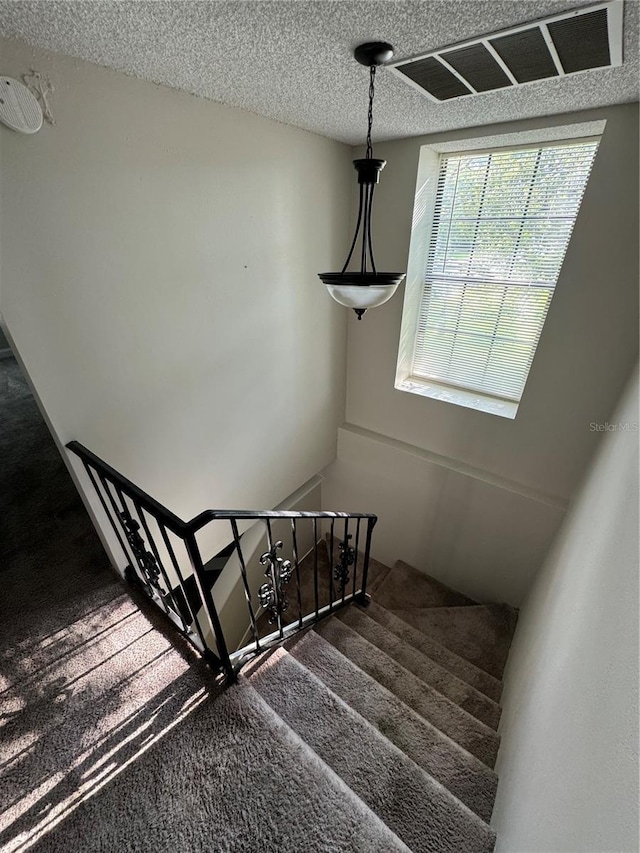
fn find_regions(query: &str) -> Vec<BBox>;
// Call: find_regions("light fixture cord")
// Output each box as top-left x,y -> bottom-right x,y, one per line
364,64 -> 377,273
366,65 -> 376,159
340,62 -> 378,275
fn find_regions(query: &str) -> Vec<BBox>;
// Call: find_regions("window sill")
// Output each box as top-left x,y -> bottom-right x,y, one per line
395,376 -> 519,420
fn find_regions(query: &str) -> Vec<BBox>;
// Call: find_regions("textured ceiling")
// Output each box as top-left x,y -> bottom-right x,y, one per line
0,1 -> 638,144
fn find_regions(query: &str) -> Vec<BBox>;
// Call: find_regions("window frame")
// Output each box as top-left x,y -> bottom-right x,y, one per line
395,126 -> 603,420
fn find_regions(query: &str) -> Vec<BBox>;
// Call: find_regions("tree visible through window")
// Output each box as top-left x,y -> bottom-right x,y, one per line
410,139 -> 599,406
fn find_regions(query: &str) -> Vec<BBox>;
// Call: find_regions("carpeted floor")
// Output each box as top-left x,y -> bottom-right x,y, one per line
0,356 -> 518,852
0,358 -> 114,607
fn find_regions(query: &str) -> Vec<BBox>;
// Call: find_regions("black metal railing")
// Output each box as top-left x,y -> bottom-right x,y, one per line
67,441 -> 377,681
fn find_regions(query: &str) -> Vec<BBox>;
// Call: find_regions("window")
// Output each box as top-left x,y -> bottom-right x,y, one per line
396,136 -> 600,418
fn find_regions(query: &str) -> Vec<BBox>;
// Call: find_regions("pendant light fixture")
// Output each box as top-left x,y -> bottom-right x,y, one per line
319,42 -> 405,320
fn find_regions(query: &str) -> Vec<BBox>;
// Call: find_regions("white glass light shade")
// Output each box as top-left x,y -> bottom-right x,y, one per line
325,282 -> 399,310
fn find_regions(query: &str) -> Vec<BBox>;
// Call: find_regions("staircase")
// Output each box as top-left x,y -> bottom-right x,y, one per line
61,441 -> 518,851
239,545 -> 517,853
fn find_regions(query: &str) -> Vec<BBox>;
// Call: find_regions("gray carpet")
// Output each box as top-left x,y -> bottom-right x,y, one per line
286,630 -> 498,823
389,603 -> 518,679
314,616 -> 500,768
363,599 -> 504,702
246,648 -> 495,853
0,358 -> 110,586
1,357 -> 516,851
376,560 -> 478,609
337,605 -> 502,729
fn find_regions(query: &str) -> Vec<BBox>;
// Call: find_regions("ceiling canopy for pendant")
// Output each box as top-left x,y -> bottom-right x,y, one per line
318,42 -> 405,320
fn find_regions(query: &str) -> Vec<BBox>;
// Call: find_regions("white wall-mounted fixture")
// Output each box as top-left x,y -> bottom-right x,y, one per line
0,76 -> 43,133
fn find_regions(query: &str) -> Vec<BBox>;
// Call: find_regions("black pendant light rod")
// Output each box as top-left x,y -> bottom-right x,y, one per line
360,182 -> 370,274
341,182 -> 364,274
366,182 -> 377,273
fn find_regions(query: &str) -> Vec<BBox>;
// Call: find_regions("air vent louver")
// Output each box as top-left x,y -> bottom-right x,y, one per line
490,28 -> 559,83
547,8 -> 611,73
389,1 -> 623,102
396,56 -> 472,100
441,43 -> 512,92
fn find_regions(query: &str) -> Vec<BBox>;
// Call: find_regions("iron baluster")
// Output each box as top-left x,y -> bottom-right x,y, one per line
329,518 -> 335,612
184,532 -> 234,679
96,471 -> 144,586
82,462 -> 130,567
358,517 -> 376,605
313,518 -> 319,621
259,521 -> 293,639
159,523 -> 211,654
334,522 -> 355,602
290,519 -> 303,630
134,501 -> 187,631
352,518 -> 361,600
230,518 -> 260,654
263,520 -> 282,636
116,490 -> 164,598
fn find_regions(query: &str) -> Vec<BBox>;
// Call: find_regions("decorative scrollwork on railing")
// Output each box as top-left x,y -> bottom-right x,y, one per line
120,511 -> 164,593
258,540 -> 293,624
334,534 -> 355,593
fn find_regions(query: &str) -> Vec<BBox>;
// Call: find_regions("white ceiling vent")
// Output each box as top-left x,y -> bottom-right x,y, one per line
389,1 -> 624,102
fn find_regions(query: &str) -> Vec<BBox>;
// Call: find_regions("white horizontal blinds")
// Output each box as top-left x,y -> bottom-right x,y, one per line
413,140 -> 598,401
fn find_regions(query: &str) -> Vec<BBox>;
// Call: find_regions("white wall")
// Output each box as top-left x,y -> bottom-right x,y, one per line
323,425 -> 566,606
323,104 -> 639,604
492,365 -> 639,853
0,38 -> 351,564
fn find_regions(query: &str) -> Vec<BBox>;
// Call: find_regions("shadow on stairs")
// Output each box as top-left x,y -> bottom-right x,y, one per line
0,527 -> 516,852
243,553 -> 518,853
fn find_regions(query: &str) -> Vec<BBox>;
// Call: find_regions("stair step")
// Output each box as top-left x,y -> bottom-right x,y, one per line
363,554 -> 393,594
389,604 -> 518,680
247,648 -> 496,853
202,678 -> 414,852
375,560 -> 478,610
337,606 -> 501,730
315,617 -> 500,768
288,629 -> 498,823
363,600 -> 503,702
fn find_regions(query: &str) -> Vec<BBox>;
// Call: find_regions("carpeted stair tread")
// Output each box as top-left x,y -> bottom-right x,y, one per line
17,675 -> 412,853
288,629 -> 498,823
337,606 -> 501,730
247,648 -> 496,853
363,601 -> 503,702
375,561 -> 478,610
315,617 -> 500,768
362,554 -> 393,594
229,680 -> 413,853
389,604 -> 518,680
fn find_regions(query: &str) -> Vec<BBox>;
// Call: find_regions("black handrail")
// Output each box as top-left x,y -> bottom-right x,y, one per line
66,441 -> 377,681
